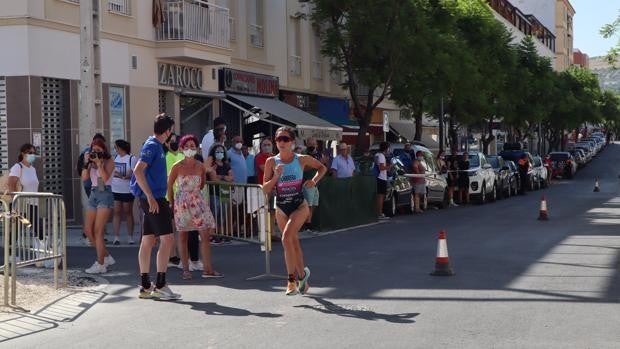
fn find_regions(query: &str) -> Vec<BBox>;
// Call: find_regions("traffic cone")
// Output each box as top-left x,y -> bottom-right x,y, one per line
593,177 -> 600,192
430,230 -> 455,276
538,195 -> 549,221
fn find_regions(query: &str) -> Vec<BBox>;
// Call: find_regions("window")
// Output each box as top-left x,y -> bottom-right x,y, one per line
289,18 -> 302,76
248,0 -> 264,47
109,86 -> 126,145
108,0 -> 131,16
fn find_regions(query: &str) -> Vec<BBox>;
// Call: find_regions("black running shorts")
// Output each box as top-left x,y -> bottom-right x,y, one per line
140,198 -> 173,236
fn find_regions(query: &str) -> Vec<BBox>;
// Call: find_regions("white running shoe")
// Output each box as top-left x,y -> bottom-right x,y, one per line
85,261 -> 107,274
128,236 -> 135,245
104,255 -> 116,267
150,285 -> 181,301
189,260 -> 204,271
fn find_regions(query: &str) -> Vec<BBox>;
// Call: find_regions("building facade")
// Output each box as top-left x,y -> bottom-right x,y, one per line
573,49 -> 589,69
3,0 -> 395,223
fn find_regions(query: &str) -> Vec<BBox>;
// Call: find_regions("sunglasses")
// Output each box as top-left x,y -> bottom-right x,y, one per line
275,136 -> 292,143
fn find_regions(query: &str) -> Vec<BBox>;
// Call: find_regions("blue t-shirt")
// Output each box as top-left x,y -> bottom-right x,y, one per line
132,136 -> 167,199
246,153 -> 256,177
227,148 -> 248,184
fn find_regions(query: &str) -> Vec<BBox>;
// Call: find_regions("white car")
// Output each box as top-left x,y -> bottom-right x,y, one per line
450,152 -> 496,204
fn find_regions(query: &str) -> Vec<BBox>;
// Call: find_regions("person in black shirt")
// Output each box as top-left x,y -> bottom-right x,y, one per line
458,153 -> 470,204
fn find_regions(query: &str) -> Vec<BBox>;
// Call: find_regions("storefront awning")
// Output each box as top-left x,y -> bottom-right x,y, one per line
227,93 -> 342,141
390,122 -> 415,142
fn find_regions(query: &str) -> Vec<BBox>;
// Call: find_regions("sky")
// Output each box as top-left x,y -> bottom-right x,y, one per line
571,0 -> 618,57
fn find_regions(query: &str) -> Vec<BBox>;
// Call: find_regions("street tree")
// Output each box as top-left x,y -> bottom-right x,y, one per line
310,0 -> 417,153
600,10 -> 620,65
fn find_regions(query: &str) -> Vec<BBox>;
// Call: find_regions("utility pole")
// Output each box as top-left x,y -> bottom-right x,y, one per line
79,0 -> 103,220
439,97 -> 444,153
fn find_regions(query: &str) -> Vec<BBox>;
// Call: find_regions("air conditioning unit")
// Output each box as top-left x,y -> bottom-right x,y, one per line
250,34 -> 263,47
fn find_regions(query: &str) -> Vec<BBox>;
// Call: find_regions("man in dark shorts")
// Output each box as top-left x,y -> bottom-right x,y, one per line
131,113 -> 180,300
458,153 -> 470,204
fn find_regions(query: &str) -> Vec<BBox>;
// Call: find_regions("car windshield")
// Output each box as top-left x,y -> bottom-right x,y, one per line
467,154 -> 480,168
550,153 -> 569,161
487,157 -> 500,168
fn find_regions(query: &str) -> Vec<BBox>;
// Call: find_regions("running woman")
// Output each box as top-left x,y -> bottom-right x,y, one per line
262,127 -> 326,295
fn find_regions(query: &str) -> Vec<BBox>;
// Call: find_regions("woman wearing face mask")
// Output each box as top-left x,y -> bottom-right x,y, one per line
82,138 -> 116,274
167,135 -> 221,279
208,144 -> 234,234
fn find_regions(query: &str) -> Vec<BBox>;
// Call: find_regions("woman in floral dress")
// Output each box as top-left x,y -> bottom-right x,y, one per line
167,134 -> 222,280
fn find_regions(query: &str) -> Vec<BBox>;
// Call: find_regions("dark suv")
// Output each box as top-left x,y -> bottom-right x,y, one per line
487,156 -> 512,199
498,148 -> 535,191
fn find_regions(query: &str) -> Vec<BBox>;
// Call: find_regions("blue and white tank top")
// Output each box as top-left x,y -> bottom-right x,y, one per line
274,154 -> 304,206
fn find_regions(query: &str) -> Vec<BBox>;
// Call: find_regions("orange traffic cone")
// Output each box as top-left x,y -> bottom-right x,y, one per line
538,195 -> 549,221
593,177 -> 600,192
430,230 -> 455,276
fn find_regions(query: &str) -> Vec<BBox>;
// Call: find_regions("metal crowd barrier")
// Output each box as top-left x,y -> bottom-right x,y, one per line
203,182 -> 284,281
1,193 -> 67,306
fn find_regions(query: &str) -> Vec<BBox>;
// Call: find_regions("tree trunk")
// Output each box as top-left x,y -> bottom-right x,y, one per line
413,102 -> 423,141
481,119 -> 495,155
448,117 -> 458,152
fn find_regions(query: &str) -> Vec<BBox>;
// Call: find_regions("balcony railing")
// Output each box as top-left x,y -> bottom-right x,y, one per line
249,23 -> 264,48
289,55 -> 302,76
156,0 -> 230,49
109,0 -> 131,16
229,16 -> 236,41
311,60 -> 323,80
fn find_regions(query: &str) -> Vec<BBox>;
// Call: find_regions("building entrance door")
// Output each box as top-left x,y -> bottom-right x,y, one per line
180,95 -> 213,137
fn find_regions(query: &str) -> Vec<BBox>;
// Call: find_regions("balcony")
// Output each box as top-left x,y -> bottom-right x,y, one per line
155,0 -> 232,65
249,24 -> 264,48
289,55 -> 302,76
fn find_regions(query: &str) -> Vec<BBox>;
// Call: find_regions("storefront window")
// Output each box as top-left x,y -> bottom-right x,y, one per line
109,86 -> 126,145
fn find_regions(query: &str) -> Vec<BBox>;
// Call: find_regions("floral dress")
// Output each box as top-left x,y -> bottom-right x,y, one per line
174,175 -> 215,231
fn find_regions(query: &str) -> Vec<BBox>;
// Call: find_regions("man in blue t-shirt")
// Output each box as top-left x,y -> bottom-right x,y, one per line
131,113 -> 180,301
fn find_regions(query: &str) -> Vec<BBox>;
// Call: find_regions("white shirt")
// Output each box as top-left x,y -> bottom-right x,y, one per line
9,162 -> 39,193
375,153 -> 387,180
331,154 -> 355,178
201,130 -> 215,159
112,154 -> 137,194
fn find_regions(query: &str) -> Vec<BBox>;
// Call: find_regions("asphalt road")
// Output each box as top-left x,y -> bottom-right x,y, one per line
4,144 -> 620,349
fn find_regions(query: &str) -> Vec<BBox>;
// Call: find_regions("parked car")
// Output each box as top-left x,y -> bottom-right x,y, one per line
448,152 -> 496,204
569,149 -> 586,168
549,152 -> 577,179
505,160 -> 520,195
498,149 -> 536,191
531,156 -> 549,189
383,157 -> 413,217
574,145 -> 593,162
487,155 -> 512,199
370,142 -> 448,209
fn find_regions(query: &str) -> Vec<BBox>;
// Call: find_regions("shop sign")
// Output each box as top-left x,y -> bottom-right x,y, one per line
220,68 -> 278,98
298,126 -> 342,141
158,63 -> 203,90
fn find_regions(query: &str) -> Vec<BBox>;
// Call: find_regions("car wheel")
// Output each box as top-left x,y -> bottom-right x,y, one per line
530,177 -> 535,191
479,183 -> 486,205
491,183 -> 497,202
386,194 -> 397,217
507,180 -> 512,197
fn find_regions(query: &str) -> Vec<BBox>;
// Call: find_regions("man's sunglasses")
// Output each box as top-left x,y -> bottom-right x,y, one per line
275,136 -> 292,143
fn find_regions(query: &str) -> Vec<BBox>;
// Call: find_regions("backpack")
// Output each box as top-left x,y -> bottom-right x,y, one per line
0,163 -> 23,199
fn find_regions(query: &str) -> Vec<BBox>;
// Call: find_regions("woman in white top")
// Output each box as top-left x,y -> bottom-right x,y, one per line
8,144 -> 41,240
111,139 -> 137,245
81,138 -> 116,274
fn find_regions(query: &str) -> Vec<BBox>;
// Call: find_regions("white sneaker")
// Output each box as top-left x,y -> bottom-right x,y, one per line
378,214 -> 390,220
104,255 -> 116,267
151,285 -> 181,301
128,236 -> 135,245
85,261 -> 107,274
83,237 -> 92,246
189,260 -> 204,271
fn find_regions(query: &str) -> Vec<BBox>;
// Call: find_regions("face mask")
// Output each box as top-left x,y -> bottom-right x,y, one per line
26,154 -> 36,164
170,141 -> 179,152
262,145 -> 272,153
183,149 -> 196,158
215,152 -> 225,160
307,146 -> 316,153
234,142 -> 243,150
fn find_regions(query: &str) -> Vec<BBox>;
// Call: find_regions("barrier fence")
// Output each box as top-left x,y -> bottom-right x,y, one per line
202,182 -> 284,280
1,193 -> 67,306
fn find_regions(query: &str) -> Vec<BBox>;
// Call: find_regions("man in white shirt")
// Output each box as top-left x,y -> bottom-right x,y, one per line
201,116 -> 226,160
375,142 -> 391,220
330,142 -> 355,178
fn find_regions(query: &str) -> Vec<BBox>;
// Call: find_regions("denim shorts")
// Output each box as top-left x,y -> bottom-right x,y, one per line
87,186 -> 114,210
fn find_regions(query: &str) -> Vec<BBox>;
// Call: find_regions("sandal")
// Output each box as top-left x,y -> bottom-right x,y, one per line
201,270 -> 223,278
182,270 -> 192,280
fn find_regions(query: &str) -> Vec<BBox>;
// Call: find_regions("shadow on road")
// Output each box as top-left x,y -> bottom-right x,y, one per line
177,300 -> 282,318
294,296 -> 419,324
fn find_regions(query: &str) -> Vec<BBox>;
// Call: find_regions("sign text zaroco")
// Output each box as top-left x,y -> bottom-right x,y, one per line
158,63 -> 203,90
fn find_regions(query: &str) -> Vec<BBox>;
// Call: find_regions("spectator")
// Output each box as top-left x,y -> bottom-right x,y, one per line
375,142 -> 391,220
411,151 -> 427,213
227,135 -> 248,184
517,153 -> 530,195
82,138 -> 115,274
436,151 -> 447,174
164,133 -> 184,269
458,152 -> 470,204
131,113 -> 180,300
167,134 -> 222,280
255,138 -> 273,185
303,137 -> 322,230
242,145 -> 256,184
200,116 -> 226,161
294,145 -> 303,154
446,157 -> 459,207
330,142 -> 355,178
208,144 -> 234,235
77,133 -> 106,198
111,139 -> 138,245
400,143 -> 413,170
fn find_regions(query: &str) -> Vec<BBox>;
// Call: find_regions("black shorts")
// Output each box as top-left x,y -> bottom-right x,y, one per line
458,176 -> 470,189
113,192 -> 135,203
140,198 -> 173,236
376,178 -> 387,195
